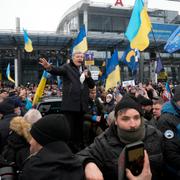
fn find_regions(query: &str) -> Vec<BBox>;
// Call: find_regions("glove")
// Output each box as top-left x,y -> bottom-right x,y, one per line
91,115 -> 97,122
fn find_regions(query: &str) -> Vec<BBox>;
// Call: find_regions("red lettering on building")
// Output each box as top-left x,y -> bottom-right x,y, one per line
115,0 -> 123,6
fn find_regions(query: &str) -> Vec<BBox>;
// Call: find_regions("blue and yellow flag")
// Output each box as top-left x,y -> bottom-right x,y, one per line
164,26 -> 180,53
165,82 -> 171,95
125,0 -> 151,51
105,49 -> 120,91
32,71 -> 49,105
121,46 -> 139,75
72,24 -> 88,53
23,29 -> 33,52
6,63 -> 15,83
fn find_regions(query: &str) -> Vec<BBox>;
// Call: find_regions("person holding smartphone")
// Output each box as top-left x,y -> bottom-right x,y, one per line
78,94 -> 163,180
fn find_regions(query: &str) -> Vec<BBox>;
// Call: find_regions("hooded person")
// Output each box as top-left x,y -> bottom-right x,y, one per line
19,114 -> 83,180
78,94 -> 163,180
157,85 -> 180,179
2,109 -> 42,171
0,97 -> 19,152
2,116 -> 31,171
104,93 -> 115,113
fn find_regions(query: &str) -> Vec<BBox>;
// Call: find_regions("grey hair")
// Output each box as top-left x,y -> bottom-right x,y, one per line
23,109 -> 42,125
72,51 -> 84,58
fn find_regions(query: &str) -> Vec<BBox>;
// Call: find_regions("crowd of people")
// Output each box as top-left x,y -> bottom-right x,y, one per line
0,51 -> 180,180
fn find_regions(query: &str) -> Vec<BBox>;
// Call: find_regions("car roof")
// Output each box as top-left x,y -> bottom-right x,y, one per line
40,96 -> 62,103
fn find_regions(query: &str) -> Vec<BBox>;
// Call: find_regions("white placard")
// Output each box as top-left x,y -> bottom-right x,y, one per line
122,80 -> 135,87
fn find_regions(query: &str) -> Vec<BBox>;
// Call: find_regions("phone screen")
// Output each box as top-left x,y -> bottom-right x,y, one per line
126,142 -> 144,176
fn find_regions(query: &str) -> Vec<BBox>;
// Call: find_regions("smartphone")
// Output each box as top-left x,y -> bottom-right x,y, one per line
125,141 -> 144,176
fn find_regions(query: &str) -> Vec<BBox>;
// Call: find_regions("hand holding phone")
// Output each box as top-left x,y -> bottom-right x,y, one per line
125,141 -> 144,176
126,150 -> 152,180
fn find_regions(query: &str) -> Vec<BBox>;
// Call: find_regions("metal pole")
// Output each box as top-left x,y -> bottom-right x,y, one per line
14,17 -> 21,87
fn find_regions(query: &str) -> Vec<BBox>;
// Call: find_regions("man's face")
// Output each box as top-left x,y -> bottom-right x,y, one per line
73,52 -> 84,67
115,109 -> 141,130
89,90 -> 96,100
29,137 -> 42,154
153,103 -> 162,119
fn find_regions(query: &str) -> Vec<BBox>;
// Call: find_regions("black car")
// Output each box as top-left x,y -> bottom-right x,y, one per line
36,96 -> 62,116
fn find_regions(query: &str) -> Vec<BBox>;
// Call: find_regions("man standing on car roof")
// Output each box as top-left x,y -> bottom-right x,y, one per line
39,51 -> 95,152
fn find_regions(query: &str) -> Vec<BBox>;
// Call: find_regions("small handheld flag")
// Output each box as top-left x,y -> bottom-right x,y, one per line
32,71 -> 49,105
6,63 -> 15,83
23,29 -> 33,52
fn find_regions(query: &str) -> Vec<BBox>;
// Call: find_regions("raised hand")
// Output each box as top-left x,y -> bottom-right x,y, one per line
39,58 -> 51,69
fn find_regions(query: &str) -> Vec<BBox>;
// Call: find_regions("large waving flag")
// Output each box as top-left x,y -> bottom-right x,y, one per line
6,63 -> 15,83
164,26 -> 180,53
125,0 -> 151,51
32,71 -> 49,105
23,29 -> 33,52
105,49 -> 120,91
72,24 -> 88,53
121,46 -> 139,75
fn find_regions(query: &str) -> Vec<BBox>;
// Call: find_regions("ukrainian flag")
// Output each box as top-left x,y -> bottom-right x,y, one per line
6,63 -> 15,83
125,0 -> 151,51
72,24 -> 88,53
105,49 -> 120,91
32,71 -> 49,105
23,29 -> 33,52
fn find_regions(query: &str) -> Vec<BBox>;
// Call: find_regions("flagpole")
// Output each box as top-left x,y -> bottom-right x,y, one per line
144,0 -> 163,84
142,0 -> 161,60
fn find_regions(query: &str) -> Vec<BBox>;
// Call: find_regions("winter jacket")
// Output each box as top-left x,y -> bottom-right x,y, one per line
19,141 -> 84,180
47,61 -> 95,112
84,98 -> 104,121
0,113 -> 17,152
78,123 -> 163,180
2,131 -> 30,170
157,100 -> 180,179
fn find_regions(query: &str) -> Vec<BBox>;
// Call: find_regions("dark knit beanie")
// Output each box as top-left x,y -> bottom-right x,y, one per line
137,95 -> 153,106
30,114 -> 70,146
115,94 -> 142,117
173,85 -> 180,102
0,98 -> 15,115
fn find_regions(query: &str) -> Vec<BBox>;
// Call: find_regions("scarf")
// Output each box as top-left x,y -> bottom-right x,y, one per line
117,118 -> 145,144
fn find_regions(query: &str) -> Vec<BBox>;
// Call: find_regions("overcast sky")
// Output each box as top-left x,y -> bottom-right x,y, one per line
0,0 -> 179,31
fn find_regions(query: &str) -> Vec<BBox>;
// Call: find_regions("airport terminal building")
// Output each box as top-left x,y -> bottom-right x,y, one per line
0,0 -> 180,85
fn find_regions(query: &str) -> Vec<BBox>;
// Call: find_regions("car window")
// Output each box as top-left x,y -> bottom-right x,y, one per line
37,101 -> 62,116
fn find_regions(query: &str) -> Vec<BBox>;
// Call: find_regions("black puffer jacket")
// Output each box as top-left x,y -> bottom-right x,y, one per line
48,61 -> 95,112
157,100 -> 180,179
78,123 -> 163,180
19,141 -> 84,180
2,131 -> 30,170
0,113 -> 17,152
